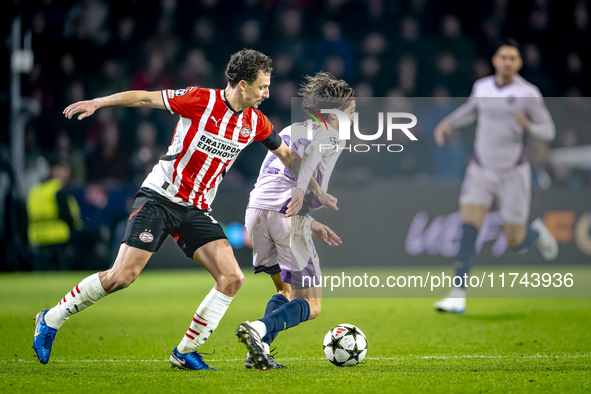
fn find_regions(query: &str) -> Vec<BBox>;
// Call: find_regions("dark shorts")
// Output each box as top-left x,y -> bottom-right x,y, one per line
123,187 -> 227,258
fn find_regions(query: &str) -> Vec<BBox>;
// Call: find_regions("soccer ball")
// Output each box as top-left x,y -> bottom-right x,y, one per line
323,323 -> 367,367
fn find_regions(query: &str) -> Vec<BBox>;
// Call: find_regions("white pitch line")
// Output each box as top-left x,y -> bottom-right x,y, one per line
4,354 -> 589,364
419,354 -> 590,360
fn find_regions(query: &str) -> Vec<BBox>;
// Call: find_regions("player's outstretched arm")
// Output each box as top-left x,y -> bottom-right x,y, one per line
310,219 -> 342,246
435,95 -> 478,146
63,91 -> 165,120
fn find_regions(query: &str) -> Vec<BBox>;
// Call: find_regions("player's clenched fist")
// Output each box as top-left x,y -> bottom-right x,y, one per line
285,187 -> 305,217
514,113 -> 531,132
434,120 -> 452,147
63,100 -> 98,120
285,189 -> 338,217
318,193 -> 338,211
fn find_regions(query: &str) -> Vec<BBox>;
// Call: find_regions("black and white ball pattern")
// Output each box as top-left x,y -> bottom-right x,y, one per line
323,324 -> 368,367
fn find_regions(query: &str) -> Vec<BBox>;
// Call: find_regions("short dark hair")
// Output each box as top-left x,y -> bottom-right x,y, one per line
299,71 -> 355,113
225,49 -> 272,87
495,38 -> 520,54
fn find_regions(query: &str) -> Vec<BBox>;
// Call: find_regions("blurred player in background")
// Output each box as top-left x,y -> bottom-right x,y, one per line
33,49 -> 336,370
433,39 -> 558,313
235,72 -> 355,370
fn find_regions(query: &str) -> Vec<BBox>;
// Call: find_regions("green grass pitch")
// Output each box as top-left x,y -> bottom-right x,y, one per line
1,268 -> 590,393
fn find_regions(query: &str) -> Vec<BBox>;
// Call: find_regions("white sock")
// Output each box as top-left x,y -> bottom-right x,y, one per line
44,273 -> 108,329
177,287 -> 233,354
250,320 -> 267,339
448,287 -> 467,298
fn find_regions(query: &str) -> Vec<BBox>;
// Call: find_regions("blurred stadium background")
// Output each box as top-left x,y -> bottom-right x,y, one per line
1,0 -> 590,271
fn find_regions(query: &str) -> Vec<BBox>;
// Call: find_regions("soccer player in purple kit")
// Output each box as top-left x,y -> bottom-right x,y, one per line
433,39 -> 558,313
234,72 -> 355,369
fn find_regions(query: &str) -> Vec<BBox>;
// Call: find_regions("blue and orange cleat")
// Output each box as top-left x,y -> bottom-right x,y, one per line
33,309 -> 58,364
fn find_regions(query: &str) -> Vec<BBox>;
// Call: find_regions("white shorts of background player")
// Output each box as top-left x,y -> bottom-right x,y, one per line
460,161 -> 531,225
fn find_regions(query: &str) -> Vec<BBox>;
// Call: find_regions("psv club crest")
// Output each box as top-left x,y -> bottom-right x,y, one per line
139,231 -> 154,243
239,126 -> 252,138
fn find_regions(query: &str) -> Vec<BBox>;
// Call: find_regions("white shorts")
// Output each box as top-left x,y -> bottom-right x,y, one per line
459,162 -> 531,224
245,208 -> 321,287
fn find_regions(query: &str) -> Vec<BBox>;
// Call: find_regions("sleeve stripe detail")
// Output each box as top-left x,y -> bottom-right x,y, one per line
161,90 -> 173,114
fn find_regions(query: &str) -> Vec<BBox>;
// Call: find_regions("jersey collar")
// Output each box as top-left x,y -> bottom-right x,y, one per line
220,89 -> 243,116
493,74 -> 520,89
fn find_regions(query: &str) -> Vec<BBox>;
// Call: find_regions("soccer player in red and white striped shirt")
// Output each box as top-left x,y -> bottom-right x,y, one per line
33,49 -> 337,370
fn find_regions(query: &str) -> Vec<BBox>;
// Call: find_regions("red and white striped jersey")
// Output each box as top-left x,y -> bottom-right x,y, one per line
141,87 -> 273,209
